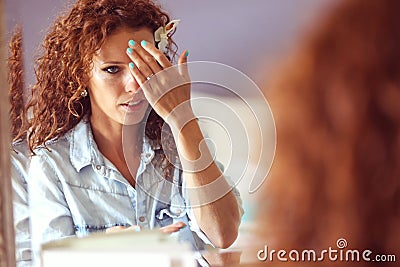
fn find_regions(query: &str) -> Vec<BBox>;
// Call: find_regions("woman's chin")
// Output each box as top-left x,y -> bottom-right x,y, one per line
122,116 -> 145,126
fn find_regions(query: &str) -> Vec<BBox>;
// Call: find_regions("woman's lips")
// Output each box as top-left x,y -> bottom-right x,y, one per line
121,99 -> 145,112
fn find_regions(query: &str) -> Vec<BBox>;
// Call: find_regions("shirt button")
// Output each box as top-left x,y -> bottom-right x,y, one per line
96,165 -> 101,170
176,209 -> 182,215
146,153 -> 151,158
139,216 -> 145,222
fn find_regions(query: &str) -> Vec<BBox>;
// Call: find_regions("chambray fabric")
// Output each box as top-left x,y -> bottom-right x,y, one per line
28,119 -> 243,266
11,140 -> 32,267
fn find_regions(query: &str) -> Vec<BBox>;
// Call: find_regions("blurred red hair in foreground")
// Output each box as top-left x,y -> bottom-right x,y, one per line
257,0 -> 400,265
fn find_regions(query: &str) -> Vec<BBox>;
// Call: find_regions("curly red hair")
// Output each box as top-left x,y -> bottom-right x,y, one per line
28,0 -> 178,180
8,25 -> 28,142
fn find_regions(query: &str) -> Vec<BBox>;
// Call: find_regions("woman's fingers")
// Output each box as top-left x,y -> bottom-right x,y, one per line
138,40 -> 172,69
126,46 -> 156,85
159,221 -> 187,234
105,225 -> 141,233
106,223 -> 186,235
128,62 -> 147,86
105,226 -> 126,233
127,40 -> 165,80
178,50 -> 190,80
126,38 -> 190,83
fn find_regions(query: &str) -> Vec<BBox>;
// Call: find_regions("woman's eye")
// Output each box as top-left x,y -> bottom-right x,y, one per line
103,66 -> 120,74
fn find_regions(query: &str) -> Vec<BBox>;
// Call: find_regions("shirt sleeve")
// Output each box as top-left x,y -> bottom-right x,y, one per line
11,153 -> 32,266
28,153 -> 75,266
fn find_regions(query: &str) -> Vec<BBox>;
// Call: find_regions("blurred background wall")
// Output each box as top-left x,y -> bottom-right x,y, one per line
4,0 -> 334,244
5,0 -> 334,87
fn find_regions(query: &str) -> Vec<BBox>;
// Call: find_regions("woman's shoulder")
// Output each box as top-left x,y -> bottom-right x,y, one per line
33,133 -> 71,157
11,139 -> 29,158
11,140 -> 30,182
33,119 -> 91,156
31,119 -> 94,174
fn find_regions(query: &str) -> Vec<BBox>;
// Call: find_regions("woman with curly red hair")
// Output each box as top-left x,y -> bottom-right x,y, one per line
26,0 -> 242,265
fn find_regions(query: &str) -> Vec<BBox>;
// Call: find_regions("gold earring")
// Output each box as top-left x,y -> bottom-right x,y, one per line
80,89 -> 88,97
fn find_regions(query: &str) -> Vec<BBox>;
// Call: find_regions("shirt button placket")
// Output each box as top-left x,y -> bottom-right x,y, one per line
95,164 -> 106,176
136,175 -> 147,227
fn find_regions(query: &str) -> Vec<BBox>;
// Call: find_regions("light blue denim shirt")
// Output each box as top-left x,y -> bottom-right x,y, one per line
28,119 -> 243,266
11,140 -> 32,267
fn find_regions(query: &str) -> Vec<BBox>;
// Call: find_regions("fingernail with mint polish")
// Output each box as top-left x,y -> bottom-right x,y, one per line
128,40 -> 135,47
141,40 -> 147,47
127,48 -> 133,54
185,50 -> 189,57
129,62 -> 135,69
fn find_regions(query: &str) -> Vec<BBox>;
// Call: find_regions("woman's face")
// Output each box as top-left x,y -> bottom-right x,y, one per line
88,27 -> 153,127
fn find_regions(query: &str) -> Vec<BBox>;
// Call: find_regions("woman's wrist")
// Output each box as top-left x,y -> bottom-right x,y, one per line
164,105 -> 196,132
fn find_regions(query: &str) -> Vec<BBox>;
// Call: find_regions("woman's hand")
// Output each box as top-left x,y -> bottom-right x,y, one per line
105,222 -> 186,234
126,40 -> 194,129
105,225 -> 141,233
159,221 -> 187,234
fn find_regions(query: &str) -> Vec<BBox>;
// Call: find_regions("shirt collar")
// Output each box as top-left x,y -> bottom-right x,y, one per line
70,118 -> 156,172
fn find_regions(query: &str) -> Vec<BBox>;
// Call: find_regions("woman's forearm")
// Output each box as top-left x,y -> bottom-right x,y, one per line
171,118 -> 241,248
